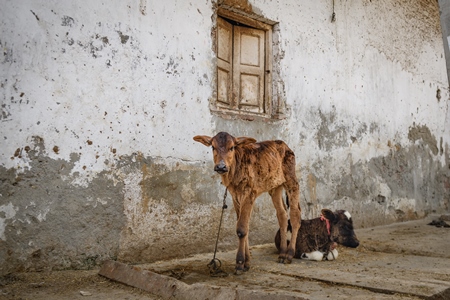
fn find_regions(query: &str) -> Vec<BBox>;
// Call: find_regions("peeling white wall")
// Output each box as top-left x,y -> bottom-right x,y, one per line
1,0 -> 449,273
1,0 -> 448,178
1,0 -> 215,179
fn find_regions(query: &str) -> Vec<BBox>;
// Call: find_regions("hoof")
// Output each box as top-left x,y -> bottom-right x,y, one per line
287,249 -> 295,261
278,253 -> 287,264
234,269 -> 244,275
284,258 -> 292,264
234,265 -> 250,275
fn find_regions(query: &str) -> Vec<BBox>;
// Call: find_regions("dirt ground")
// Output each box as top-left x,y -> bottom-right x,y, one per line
1,214 -> 449,300
0,269 -> 162,300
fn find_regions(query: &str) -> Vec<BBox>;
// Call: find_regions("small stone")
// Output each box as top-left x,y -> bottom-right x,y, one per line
80,290 -> 92,296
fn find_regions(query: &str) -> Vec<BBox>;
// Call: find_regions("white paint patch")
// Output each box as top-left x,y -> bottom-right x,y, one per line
96,198 -> 108,206
344,211 -> 352,220
86,196 -> 108,208
9,153 -> 32,175
378,181 -> 392,199
0,202 -> 17,241
37,207 -> 50,222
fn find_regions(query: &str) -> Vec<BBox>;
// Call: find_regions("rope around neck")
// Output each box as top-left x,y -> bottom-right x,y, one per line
320,214 -> 331,236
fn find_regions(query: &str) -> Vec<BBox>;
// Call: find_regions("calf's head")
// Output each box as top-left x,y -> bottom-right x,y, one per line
322,209 -> 359,248
193,132 -> 256,174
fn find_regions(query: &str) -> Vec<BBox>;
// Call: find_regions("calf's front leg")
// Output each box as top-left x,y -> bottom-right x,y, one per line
235,200 -> 253,275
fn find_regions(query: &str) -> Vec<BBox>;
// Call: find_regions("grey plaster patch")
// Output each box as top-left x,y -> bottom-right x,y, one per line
316,108 -> 349,151
116,154 -> 240,264
302,124 -> 449,229
114,151 -> 284,265
331,140 -> 450,228
408,124 -> 439,155
0,137 -> 126,275
118,31 -> 130,44
1,133 -> 449,275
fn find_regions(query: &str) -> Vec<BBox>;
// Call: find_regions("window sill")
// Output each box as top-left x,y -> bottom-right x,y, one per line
209,106 -> 286,122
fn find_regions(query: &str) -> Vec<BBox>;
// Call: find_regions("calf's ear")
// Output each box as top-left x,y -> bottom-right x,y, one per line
321,209 -> 336,222
236,137 -> 257,146
193,135 -> 212,147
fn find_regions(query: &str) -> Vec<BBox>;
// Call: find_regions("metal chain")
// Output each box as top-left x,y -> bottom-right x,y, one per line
207,188 -> 228,277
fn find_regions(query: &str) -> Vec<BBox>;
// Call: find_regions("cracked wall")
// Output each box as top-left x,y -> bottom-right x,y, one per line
1,0 -> 449,275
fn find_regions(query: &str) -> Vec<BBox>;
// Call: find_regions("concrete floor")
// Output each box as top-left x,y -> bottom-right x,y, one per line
99,214 -> 450,300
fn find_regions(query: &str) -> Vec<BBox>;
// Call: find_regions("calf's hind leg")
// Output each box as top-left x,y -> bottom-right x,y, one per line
269,186 -> 289,263
284,184 -> 301,263
282,148 -> 302,263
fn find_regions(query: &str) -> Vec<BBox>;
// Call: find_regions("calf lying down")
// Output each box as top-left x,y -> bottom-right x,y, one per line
275,209 -> 359,261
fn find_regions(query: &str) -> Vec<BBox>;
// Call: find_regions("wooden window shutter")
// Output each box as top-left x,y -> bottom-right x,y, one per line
233,26 -> 265,114
217,17 -> 233,107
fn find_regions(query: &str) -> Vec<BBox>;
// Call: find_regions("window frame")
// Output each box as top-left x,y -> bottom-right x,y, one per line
211,7 -> 283,120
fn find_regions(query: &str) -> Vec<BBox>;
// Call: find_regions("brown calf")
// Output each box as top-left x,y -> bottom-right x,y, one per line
193,132 -> 301,274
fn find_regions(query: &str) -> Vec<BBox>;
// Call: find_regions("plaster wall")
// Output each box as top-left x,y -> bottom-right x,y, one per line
439,0 -> 450,86
0,0 -> 449,274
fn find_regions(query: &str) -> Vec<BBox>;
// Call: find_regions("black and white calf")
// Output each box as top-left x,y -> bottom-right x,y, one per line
274,209 -> 359,261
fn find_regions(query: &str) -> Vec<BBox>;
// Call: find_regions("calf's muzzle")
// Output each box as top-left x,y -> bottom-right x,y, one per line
347,238 -> 360,248
338,235 -> 360,248
214,160 -> 228,174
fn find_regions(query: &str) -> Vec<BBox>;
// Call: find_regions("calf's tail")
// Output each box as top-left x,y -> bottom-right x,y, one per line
285,192 -> 290,209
